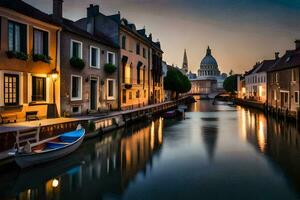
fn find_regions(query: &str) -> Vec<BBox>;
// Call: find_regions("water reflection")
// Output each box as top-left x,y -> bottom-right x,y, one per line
1,100 -> 300,199
201,118 -> 219,162
1,118 -> 164,200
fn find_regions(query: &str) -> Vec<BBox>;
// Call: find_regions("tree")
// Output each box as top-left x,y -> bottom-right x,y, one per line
164,68 -> 191,99
223,75 -> 238,94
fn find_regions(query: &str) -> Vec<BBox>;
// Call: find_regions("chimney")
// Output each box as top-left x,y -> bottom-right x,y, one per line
275,52 -> 279,60
295,40 -> 300,50
53,0 -> 63,22
87,4 -> 100,34
87,4 -> 99,18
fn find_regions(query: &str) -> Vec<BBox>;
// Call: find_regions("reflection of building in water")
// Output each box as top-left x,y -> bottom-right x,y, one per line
14,118 -> 164,200
266,117 -> 300,195
244,109 -> 300,195
244,110 -> 267,153
120,118 -> 163,186
201,119 -> 219,161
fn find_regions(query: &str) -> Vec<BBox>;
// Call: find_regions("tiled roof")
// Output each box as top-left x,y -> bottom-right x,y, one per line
0,0 -> 59,26
256,59 -> 277,73
268,49 -> 300,72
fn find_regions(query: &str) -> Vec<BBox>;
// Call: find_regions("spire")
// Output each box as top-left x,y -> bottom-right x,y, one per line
206,46 -> 211,56
182,49 -> 188,73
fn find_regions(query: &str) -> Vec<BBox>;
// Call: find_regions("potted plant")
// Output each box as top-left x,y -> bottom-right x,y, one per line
104,63 -> 116,74
32,54 -> 52,63
70,57 -> 85,70
6,51 -> 28,61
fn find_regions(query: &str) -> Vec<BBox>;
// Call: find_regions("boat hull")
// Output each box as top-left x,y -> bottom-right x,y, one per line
15,136 -> 84,168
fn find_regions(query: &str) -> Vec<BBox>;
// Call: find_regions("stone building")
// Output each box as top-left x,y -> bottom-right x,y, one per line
75,4 -> 164,110
267,40 -> 300,113
53,1 -> 119,116
0,0 -> 61,121
245,54 -> 278,103
189,46 -> 226,98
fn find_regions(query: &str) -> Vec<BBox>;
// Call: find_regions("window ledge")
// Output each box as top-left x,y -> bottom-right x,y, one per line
71,98 -> 83,102
29,102 -> 49,106
107,97 -> 115,101
0,105 -> 23,110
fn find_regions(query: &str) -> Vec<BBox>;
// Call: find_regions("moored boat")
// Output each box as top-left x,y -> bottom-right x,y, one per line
15,126 -> 85,168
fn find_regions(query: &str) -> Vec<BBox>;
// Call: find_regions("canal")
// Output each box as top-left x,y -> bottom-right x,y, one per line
1,100 -> 300,200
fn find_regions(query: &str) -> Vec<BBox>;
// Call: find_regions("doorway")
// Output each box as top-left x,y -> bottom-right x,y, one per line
90,79 -> 98,111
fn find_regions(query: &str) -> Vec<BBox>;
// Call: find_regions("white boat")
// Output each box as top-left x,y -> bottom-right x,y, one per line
15,126 -> 85,168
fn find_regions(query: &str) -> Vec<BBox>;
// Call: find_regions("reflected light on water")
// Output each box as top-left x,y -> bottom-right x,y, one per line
151,121 -> 155,150
240,109 -> 247,141
258,117 -> 266,152
158,118 -> 163,144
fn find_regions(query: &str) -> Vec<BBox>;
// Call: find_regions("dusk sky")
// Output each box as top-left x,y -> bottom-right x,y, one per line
25,0 -> 300,74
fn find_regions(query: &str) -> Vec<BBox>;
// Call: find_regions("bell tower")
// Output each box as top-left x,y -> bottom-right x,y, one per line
182,49 -> 188,73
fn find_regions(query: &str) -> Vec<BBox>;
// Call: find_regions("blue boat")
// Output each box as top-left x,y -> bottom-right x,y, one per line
15,126 -> 85,168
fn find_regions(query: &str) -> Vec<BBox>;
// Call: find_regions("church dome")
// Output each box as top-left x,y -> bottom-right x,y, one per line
198,46 -> 220,77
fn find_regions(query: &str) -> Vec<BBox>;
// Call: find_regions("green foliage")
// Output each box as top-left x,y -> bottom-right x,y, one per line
88,120 -> 96,132
70,57 -> 85,70
32,54 -> 52,63
104,63 -> 117,74
223,75 -> 238,94
6,51 -> 28,61
164,68 -> 191,96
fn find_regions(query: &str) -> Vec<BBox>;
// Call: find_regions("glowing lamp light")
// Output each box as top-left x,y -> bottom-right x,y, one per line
49,68 -> 59,81
52,179 -> 59,188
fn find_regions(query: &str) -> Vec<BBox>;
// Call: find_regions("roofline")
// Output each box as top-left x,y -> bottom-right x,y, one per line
120,25 -> 163,53
0,7 -> 61,30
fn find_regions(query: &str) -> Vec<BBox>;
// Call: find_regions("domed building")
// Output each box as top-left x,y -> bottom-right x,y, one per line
198,46 -> 220,77
189,46 -> 227,98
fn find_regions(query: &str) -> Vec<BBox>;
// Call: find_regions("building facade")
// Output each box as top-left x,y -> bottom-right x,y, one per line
0,0 -> 61,121
53,2 -> 119,116
267,41 -> 300,113
245,56 -> 277,103
189,46 -> 226,98
75,5 -> 163,110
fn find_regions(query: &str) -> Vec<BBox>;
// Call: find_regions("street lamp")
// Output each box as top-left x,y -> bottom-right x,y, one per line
49,68 -> 59,118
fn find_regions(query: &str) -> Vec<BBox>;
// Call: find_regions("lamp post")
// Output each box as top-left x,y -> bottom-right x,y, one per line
49,68 -> 59,118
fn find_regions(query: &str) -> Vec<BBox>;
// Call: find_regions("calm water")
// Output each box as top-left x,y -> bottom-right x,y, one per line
1,100 -> 300,200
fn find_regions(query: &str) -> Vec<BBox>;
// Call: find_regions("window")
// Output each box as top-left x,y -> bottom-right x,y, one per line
107,52 -> 115,65
292,69 -> 296,82
72,106 -> 80,114
129,91 -> 132,100
143,48 -> 147,58
136,43 -> 140,55
4,74 -> 19,106
122,89 -> 126,103
144,90 -> 147,98
107,79 -> 115,99
32,76 -> 46,101
273,90 -> 277,100
8,21 -> 27,53
121,36 -> 126,49
71,40 -> 82,58
125,64 -> 131,84
89,46 -> 100,68
295,91 -> 299,104
33,29 -> 48,55
275,73 -> 279,82
71,75 -> 82,101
